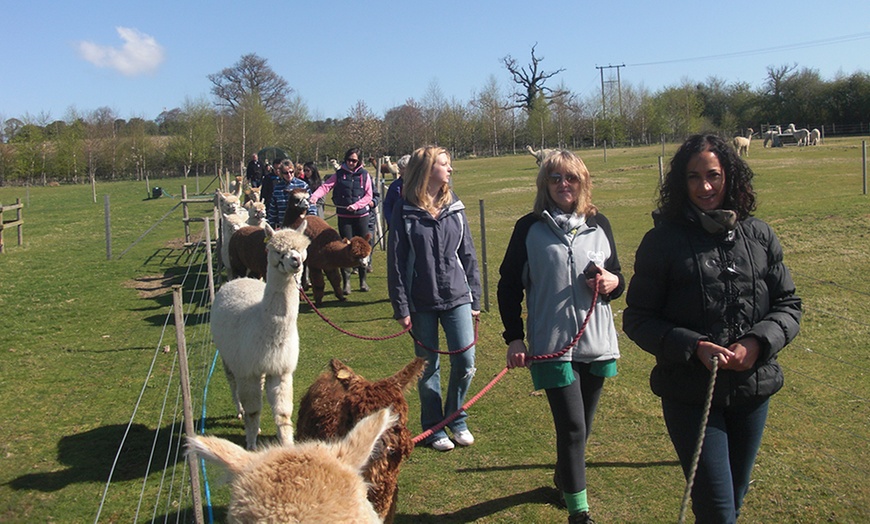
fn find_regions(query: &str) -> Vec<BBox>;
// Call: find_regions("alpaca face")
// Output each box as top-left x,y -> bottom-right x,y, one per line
267,226 -> 311,278
288,189 -> 310,214
219,193 -> 242,215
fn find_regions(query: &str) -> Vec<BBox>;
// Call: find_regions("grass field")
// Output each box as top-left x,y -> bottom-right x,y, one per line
1,138 -> 868,523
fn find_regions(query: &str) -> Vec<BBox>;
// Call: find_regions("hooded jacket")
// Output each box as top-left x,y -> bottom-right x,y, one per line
387,195 -> 481,318
623,208 -> 802,407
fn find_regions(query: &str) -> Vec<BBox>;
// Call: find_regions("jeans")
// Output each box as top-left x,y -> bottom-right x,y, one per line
662,397 -> 770,524
410,303 -> 476,444
546,362 -> 605,494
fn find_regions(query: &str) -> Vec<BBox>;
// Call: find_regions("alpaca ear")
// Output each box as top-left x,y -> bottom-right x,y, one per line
186,435 -> 252,475
332,408 -> 397,471
365,233 -> 372,242
264,222 -> 276,240
294,220 -> 307,235
392,357 -> 426,391
330,359 -> 356,384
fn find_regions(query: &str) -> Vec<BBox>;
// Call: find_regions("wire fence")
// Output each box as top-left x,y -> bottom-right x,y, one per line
95,222 -> 869,522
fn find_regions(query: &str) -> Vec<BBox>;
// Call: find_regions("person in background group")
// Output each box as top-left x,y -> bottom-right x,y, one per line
266,158 -> 315,228
260,160 -> 279,210
623,134 -> 802,524
310,147 -> 374,294
387,146 -> 481,453
246,153 -> 263,188
498,150 -> 623,524
382,154 -> 410,229
301,161 -> 324,217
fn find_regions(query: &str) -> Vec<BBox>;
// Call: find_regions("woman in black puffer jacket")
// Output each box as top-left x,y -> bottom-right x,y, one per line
623,134 -> 801,524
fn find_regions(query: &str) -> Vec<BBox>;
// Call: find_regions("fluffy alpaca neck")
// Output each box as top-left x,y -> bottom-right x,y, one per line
262,273 -> 301,318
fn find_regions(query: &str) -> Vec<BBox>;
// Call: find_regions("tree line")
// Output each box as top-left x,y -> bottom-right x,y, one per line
2,53 -> 869,187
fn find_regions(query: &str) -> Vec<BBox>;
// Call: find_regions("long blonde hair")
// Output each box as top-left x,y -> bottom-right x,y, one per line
533,150 -> 596,217
403,146 -> 452,213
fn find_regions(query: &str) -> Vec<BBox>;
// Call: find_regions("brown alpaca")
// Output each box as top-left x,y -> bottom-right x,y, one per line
303,216 -> 373,306
235,198 -> 372,300
188,408 -> 395,523
227,224 -> 272,280
296,358 -> 425,524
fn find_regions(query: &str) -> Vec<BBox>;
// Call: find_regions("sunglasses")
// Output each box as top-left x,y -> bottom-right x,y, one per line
346,158 -> 359,164
547,173 -> 580,185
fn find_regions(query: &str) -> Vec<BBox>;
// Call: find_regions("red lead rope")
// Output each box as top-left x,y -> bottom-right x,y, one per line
412,284 -> 600,444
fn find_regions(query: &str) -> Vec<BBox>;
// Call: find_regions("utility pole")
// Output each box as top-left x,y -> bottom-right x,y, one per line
595,64 -> 626,119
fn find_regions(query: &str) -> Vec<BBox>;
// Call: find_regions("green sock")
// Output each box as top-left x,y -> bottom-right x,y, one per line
563,488 -> 589,515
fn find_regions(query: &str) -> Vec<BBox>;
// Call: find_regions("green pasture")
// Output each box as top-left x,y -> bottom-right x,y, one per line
1,138 -> 868,523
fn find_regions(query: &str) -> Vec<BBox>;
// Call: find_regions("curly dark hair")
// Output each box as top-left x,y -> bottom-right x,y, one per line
658,134 -> 757,220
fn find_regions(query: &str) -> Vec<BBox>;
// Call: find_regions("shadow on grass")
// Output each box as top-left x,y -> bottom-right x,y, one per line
395,486 -> 559,523
8,423 -> 174,492
6,415 -> 243,493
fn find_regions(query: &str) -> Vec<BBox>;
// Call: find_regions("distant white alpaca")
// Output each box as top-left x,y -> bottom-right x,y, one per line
210,222 -> 310,450
786,123 -> 811,146
732,128 -> 753,157
809,128 -> 821,146
762,125 -> 781,148
229,175 -> 244,199
525,145 -> 556,165
187,408 -> 395,523
330,158 -> 341,171
793,128 -> 810,146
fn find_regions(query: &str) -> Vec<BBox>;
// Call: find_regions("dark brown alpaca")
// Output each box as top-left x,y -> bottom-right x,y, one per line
296,358 -> 425,524
284,203 -> 372,306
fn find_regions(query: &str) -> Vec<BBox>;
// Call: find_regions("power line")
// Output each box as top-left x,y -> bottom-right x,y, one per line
627,31 -> 870,67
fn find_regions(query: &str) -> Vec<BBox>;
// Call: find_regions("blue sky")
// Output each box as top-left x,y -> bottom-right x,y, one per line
2,0 -> 869,123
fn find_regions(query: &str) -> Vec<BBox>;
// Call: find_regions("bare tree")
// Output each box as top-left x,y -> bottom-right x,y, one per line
502,43 -> 568,111
208,53 -> 292,117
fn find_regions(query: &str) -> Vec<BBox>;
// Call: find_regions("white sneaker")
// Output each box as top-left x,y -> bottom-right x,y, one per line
429,437 -> 455,452
452,429 -> 475,447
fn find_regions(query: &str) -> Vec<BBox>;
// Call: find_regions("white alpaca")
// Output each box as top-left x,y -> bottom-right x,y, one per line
210,222 -> 311,450
229,175 -> 244,199
525,145 -> 556,165
330,158 -> 341,171
217,191 -> 251,280
793,128 -> 810,146
732,128 -> 753,157
809,128 -> 821,145
187,408 -> 395,523
762,125 -> 781,148
786,123 -> 811,146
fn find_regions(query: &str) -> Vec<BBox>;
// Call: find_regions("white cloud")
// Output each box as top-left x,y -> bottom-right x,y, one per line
78,27 -> 165,76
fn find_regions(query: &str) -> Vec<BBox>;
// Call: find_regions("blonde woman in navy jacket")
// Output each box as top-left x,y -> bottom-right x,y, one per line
387,146 -> 481,453
498,150 -> 624,524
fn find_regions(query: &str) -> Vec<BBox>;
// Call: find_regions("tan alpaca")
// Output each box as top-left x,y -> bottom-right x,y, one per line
188,408 -> 396,523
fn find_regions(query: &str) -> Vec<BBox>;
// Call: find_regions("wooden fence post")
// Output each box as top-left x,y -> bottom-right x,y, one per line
172,286 -> 205,524
479,199 -> 489,313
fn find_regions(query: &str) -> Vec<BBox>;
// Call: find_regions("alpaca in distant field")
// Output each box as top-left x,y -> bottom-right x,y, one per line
368,156 -> 400,177
296,358 -> 425,523
787,123 -> 811,146
210,222 -> 310,450
330,158 -> 341,171
762,125 -> 781,148
188,408 -> 395,523
732,128 -> 753,157
809,128 -> 821,145
525,145 -> 556,165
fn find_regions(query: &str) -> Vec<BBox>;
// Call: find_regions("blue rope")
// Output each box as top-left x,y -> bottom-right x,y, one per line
198,350 -> 219,523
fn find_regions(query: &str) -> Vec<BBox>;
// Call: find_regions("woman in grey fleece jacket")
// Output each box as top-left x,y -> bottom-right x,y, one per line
498,150 -> 624,524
